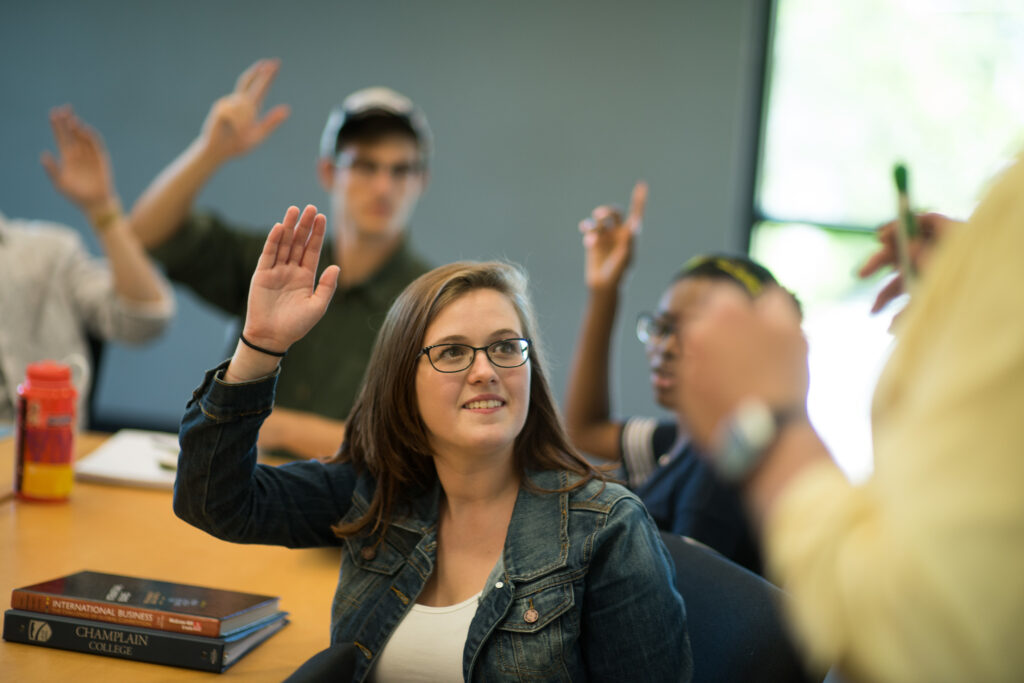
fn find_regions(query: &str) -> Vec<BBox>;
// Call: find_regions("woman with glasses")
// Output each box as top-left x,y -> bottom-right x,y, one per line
173,205 -> 690,682
565,183 -> 793,576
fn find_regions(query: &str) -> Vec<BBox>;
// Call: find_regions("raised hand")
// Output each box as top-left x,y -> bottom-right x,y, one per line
241,205 -> 340,356
579,181 -> 647,291
40,106 -> 117,218
199,58 -> 291,163
858,212 -> 959,313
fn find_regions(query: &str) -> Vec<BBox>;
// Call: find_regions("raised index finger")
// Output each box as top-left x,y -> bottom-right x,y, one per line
626,180 -> 648,233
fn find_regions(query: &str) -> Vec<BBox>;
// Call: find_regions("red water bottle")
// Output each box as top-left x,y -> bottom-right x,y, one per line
14,360 -> 77,501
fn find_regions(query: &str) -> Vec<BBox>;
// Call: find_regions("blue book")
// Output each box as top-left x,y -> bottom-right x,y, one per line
2,608 -> 288,673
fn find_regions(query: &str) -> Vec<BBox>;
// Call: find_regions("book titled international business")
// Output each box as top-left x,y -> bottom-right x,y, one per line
9,570 -> 280,637
2,608 -> 288,672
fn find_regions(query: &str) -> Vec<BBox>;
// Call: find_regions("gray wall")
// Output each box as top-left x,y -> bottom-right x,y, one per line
1,0 -> 767,433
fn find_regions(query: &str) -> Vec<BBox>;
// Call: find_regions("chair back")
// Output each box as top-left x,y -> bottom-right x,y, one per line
283,642 -> 359,682
660,530 -> 821,682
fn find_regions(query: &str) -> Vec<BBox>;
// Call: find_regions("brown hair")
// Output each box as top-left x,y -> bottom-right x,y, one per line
328,261 -> 605,539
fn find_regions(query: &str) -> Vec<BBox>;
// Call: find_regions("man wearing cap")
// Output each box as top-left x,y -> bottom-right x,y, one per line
129,58 -> 431,458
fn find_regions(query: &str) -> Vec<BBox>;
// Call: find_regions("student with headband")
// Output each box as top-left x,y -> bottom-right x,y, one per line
565,182 -> 799,576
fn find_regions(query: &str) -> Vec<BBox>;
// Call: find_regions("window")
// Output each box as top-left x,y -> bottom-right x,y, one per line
750,0 -> 1024,480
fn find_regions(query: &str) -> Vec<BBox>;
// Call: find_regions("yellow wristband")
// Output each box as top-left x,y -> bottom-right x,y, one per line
89,205 -> 122,232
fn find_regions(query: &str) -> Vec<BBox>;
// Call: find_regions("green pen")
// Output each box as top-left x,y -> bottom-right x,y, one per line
893,163 -> 918,291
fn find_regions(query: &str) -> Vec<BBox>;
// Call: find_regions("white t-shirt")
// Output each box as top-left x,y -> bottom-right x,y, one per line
371,591 -> 482,682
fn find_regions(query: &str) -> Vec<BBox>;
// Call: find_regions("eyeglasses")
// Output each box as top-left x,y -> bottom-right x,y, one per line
419,338 -> 532,373
636,312 -> 677,345
337,154 -> 423,182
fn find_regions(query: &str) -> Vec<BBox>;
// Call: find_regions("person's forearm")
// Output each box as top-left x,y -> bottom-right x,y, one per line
257,407 -> 346,460
89,198 -> 172,305
565,285 -> 622,461
129,137 -> 224,249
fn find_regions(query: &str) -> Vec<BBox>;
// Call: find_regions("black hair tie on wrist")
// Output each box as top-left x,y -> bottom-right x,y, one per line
240,333 -> 287,358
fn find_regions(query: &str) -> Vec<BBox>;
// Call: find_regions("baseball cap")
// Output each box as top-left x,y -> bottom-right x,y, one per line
319,87 -> 432,160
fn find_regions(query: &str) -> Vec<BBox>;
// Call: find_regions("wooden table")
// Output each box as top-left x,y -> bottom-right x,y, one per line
0,433 -> 341,680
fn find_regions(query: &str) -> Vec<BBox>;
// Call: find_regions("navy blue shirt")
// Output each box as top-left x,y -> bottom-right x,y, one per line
624,419 -> 763,575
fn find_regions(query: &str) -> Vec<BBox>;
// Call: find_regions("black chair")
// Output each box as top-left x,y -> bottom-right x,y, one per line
282,642 -> 359,682
82,332 -> 181,433
659,530 -> 822,683
84,332 -> 106,432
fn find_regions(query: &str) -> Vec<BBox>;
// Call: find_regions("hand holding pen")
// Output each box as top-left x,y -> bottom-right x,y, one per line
859,205 -> 960,314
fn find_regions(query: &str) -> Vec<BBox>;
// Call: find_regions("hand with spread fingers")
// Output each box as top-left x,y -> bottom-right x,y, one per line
39,105 -> 172,308
40,105 -> 119,224
129,58 -> 292,251
199,58 -> 291,164
227,205 -> 340,382
858,211 -> 961,314
579,180 -> 647,292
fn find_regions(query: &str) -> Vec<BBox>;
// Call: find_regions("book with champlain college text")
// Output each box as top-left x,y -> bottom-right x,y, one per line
9,570 -> 280,637
2,608 -> 288,672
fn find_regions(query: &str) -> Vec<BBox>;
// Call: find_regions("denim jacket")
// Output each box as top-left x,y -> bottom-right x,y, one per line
174,364 -> 692,682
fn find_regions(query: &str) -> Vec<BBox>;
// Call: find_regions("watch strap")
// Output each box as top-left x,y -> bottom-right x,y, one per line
713,399 -> 806,482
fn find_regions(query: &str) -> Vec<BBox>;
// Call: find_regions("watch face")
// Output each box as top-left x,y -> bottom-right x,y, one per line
715,399 -> 776,482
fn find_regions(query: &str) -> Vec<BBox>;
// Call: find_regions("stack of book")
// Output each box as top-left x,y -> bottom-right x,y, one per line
3,570 -> 288,673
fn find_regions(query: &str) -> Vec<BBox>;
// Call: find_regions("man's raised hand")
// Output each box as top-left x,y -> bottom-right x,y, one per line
200,58 -> 291,163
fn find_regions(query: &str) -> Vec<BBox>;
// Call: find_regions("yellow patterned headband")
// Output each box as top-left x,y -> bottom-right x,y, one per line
680,255 -> 766,297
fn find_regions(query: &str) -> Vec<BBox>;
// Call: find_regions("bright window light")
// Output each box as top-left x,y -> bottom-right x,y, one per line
751,0 -> 1024,480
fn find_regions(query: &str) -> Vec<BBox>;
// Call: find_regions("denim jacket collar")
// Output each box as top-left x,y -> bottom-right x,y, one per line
503,469 -> 572,582
363,468 -> 573,582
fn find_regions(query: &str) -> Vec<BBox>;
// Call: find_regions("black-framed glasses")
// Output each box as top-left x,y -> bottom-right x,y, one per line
418,338 -> 532,373
636,312 -> 677,345
336,153 -> 423,182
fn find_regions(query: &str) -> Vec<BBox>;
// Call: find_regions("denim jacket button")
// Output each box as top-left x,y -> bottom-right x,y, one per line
361,546 -> 377,561
494,581 -> 504,589
523,608 -> 539,624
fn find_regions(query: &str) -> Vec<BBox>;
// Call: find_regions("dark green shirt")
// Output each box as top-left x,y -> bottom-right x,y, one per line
152,212 -> 431,421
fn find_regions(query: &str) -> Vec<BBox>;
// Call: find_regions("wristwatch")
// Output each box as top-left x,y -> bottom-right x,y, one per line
712,398 -> 805,483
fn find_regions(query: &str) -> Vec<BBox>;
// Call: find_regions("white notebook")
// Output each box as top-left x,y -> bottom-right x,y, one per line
74,429 -> 179,490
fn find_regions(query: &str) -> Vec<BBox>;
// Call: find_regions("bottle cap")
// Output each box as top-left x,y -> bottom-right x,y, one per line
26,360 -> 73,386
